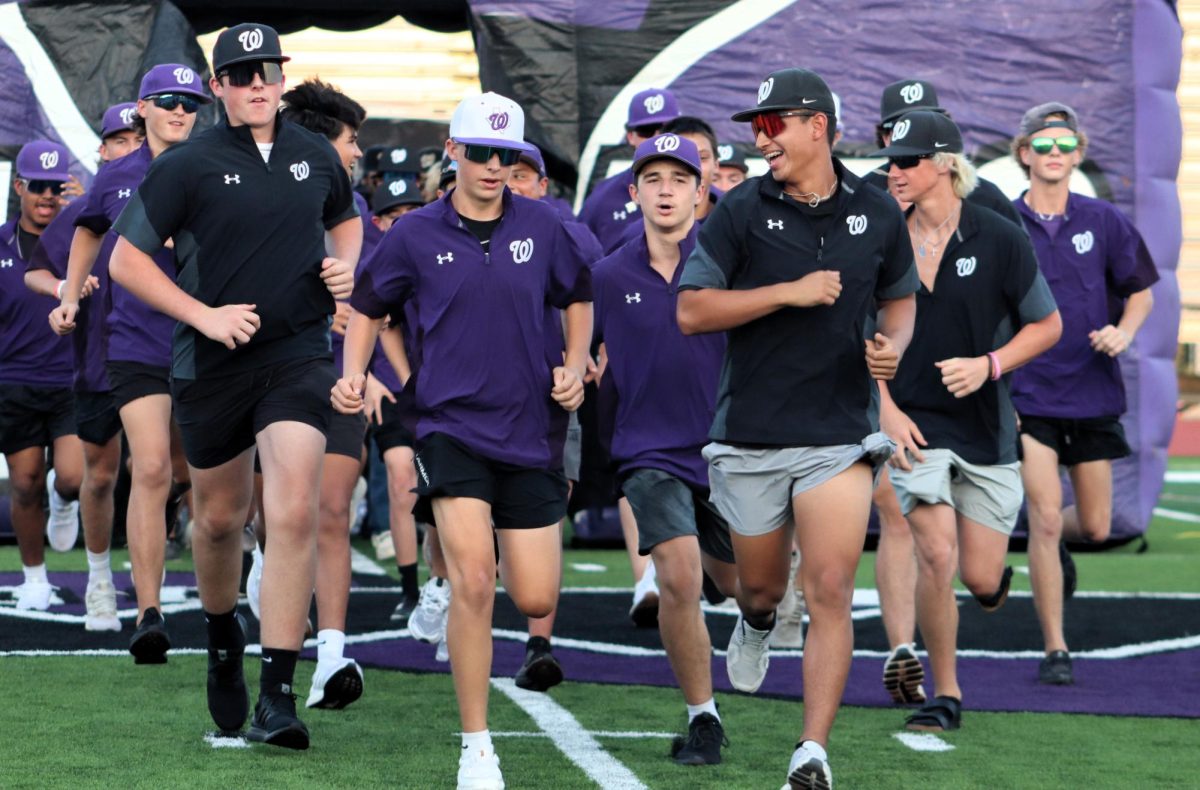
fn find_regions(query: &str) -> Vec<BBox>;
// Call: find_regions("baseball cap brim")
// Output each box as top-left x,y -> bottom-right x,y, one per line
453,136 -> 534,153
213,54 -> 290,73
632,151 -> 701,179
731,102 -> 836,122
143,88 -> 214,104
18,166 -> 70,181
873,141 -> 936,157
374,195 -> 424,213
880,104 -> 944,126
625,110 -> 677,130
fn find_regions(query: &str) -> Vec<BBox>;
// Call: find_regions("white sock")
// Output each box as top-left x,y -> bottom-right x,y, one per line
800,740 -> 827,761
687,698 -> 719,723
317,628 -> 345,663
461,729 -> 493,756
643,560 -> 657,584
87,550 -> 112,584
23,563 -> 48,585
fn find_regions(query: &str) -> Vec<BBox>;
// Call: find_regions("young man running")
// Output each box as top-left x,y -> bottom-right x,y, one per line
877,110 -> 1061,731
334,92 -> 591,790
594,133 -> 737,764
109,24 -> 360,748
677,68 -> 917,789
1009,102 -> 1158,686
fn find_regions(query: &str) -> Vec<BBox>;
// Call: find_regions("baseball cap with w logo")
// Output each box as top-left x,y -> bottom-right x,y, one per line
212,22 -> 290,73
632,134 -> 701,178
100,102 -> 140,139
732,68 -> 837,122
874,110 -> 963,157
449,92 -> 532,152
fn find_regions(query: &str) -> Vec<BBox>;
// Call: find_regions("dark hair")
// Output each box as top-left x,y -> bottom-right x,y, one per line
661,116 -> 718,159
279,78 -> 366,141
129,112 -> 147,138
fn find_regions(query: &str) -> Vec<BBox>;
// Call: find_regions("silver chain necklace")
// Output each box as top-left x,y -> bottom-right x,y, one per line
784,179 -> 838,208
913,203 -> 960,258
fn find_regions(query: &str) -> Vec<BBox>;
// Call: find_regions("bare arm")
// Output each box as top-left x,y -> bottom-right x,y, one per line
44,227 -> 105,333
938,310 -> 1063,398
332,308 -> 386,414
676,270 -> 842,335
865,293 -> 917,380
552,300 -> 593,412
24,268 -> 61,298
321,217 -> 364,300
1091,287 -> 1154,357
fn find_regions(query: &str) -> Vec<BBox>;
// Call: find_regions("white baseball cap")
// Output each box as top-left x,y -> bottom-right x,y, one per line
449,92 -> 532,152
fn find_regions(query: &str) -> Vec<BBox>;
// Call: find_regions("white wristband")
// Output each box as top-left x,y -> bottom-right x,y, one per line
55,280 -> 66,300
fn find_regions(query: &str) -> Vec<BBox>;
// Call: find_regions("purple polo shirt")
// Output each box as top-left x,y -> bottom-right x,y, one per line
545,194 -> 577,222
579,167 -> 641,254
334,193 -> 384,379
75,144 -> 174,367
26,199 -> 113,392
0,219 -> 73,387
1010,192 -> 1159,419
351,188 -> 592,468
593,224 -> 725,489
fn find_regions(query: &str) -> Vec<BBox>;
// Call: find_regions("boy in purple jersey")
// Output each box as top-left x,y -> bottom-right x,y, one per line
52,64 -> 210,663
594,134 -> 737,765
1009,103 -> 1158,686
1,141 -> 83,611
29,103 -> 141,633
334,92 -> 591,790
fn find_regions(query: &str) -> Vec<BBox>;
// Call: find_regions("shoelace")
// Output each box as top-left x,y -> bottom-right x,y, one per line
684,719 -> 730,750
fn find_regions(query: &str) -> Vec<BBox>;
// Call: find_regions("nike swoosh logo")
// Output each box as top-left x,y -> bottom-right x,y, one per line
801,98 -> 817,104
934,142 -> 949,148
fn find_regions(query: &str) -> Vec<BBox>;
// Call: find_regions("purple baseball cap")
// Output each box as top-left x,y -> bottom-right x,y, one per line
518,144 -> 546,177
16,140 -> 71,181
627,88 -> 680,130
100,102 -> 140,139
632,133 -> 701,178
139,64 -> 212,102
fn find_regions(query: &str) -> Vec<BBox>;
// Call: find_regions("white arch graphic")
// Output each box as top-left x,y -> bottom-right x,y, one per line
572,0 -> 799,212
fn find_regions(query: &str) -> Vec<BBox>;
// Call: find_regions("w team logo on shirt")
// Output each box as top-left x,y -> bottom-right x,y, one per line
173,67 -> 195,85
653,134 -> 681,153
643,94 -> 665,114
900,83 -> 924,104
891,119 -> 911,141
955,256 -> 977,277
758,77 -> 774,103
39,151 -> 59,170
289,161 -> 310,181
846,215 -> 868,235
239,28 -> 264,51
1072,230 -> 1094,255
509,238 -> 534,264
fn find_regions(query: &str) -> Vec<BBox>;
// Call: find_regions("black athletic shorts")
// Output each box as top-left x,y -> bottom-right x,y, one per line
369,397 -> 415,452
106,361 -> 170,411
621,467 -> 735,563
74,390 -> 122,446
0,384 -> 75,454
411,432 -> 568,530
172,356 -> 335,469
1019,414 -> 1132,467
326,410 -> 367,460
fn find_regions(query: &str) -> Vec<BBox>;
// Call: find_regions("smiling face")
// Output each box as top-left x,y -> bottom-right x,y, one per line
330,124 -> 362,176
508,161 -> 547,199
211,64 -> 285,130
630,159 -> 701,234
1020,126 -> 1081,186
138,97 -> 198,149
755,111 -> 828,187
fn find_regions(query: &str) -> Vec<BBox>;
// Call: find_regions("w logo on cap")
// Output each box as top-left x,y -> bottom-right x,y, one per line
488,112 -> 510,131
956,256 -> 977,277
900,83 -> 924,104
653,135 -> 681,153
120,107 -> 137,124
643,94 -> 665,114
388,180 -> 407,196
289,161 -> 310,181
39,151 -> 60,170
173,67 -> 195,85
718,144 -> 733,161
892,119 -> 912,141
758,77 -> 775,103
390,149 -> 407,164
238,28 -> 264,52
509,238 -> 534,264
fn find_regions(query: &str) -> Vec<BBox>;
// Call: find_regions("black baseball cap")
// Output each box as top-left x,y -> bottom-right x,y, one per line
874,110 -> 963,157
212,23 -> 290,73
716,142 -> 747,173
731,68 -> 836,122
879,79 -> 943,127
372,173 -> 423,213
1019,102 -> 1080,137
437,156 -> 457,191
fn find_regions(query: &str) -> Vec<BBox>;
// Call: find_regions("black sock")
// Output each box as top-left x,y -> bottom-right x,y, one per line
398,562 -> 419,598
745,611 -> 776,632
260,648 -> 299,696
204,607 -> 241,649
526,635 -> 551,653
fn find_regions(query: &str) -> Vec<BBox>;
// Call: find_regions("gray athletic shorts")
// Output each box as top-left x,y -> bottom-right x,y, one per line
703,432 -> 894,537
621,468 -> 735,563
888,448 -> 1022,535
564,412 -> 582,483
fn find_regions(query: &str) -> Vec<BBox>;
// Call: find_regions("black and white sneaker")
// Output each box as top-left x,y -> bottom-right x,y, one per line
206,614 -> 248,733
1059,541 -> 1078,601
129,607 -> 171,665
670,712 -> 727,765
1039,650 -> 1074,686
783,741 -> 833,790
513,637 -> 563,692
247,689 -> 310,750
882,643 -> 926,705
389,592 -> 419,625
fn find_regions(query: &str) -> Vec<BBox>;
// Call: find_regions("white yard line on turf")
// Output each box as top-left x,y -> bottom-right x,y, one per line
349,546 -> 388,576
491,678 -> 649,790
1152,507 -> 1200,524
492,730 -> 675,739
204,733 -> 249,749
893,732 -> 955,752
1164,471 -> 1200,483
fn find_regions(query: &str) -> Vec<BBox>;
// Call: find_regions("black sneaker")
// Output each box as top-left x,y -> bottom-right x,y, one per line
974,566 -> 1013,612
129,607 -> 171,665
389,593 -> 419,625
1039,650 -> 1074,685
1059,541 -> 1077,601
670,713 -> 727,766
206,614 -> 249,733
247,690 -> 310,750
514,637 -> 563,692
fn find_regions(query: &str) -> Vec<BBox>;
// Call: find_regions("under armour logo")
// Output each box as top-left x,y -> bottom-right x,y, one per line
653,134 -> 681,153
643,94 -> 665,114
757,77 -> 774,103
509,238 -> 534,264
846,215 -> 868,235
117,188 -> 131,199
767,219 -> 784,230
0,258 -> 12,268
173,67 -> 195,85
388,180 -> 407,196
436,252 -> 454,265
717,144 -> 733,162
390,148 -> 407,164
40,151 -> 59,169
1072,230 -> 1094,255
955,256 -> 977,277
625,293 -> 641,304
119,107 -> 137,125
238,28 -> 264,52
290,161 -> 310,181
899,83 -> 924,104
223,174 -> 240,184
488,111 -> 509,131
892,119 -> 911,141
613,210 -> 627,222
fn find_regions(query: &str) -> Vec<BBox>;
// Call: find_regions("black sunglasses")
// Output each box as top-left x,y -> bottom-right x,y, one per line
461,144 -> 523,167
149,93 -> 200,114
217,60 -> 284,88
25,179 -> 65,195
631,123 -> 663,139
888,153 -> 935,170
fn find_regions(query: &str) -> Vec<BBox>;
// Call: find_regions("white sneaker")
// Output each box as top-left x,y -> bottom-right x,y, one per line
46,470 -> 79,552
84,579 -> 121,632
247,545 -> 263,620
457,744 -> 504,790
771,553 -> 807,649
435,638 -> 450,663
409,577 -> 451,643
306,657 -> 364,709
629,561 -> 660,627
727,613 -> 772,693
371,530 -> 396,561
15,580 -> 53,611
781,742 -> 833,790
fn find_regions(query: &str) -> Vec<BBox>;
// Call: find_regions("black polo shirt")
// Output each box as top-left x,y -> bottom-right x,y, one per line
862,170 -> 1022,228
889,200 -> 1057,465
114,116 -> 358,380
679,158 -> 918,447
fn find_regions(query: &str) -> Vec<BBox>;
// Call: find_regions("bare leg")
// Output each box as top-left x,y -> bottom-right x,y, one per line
315,451 -> 363,633
384,446 -> 419,568
652,535 -> 711,704
1022,435 -> 1067,653
78,434 -> 120,558
907,503 -> 961,701
1064,460 -> 1114,543
119,395 -> 174,619
7,446 -> 48,568
190,449 -> 256,615
873,468 -> 917,648
618,497 -> 649,582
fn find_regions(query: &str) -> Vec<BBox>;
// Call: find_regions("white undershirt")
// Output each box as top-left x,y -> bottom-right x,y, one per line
256,142 -> 273,163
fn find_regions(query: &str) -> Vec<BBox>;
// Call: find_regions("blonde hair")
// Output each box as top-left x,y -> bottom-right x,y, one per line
932,151 -> 977,199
